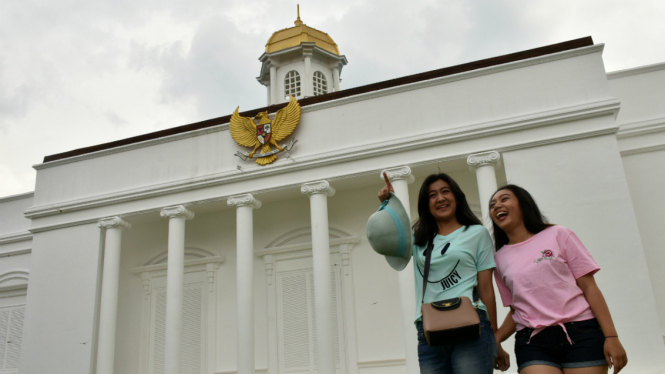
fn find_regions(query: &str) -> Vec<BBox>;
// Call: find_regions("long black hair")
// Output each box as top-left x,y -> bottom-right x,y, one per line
490,184 -> 553,251
412,173 -> 481,246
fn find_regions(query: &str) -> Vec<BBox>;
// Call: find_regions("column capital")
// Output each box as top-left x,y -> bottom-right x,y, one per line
301,180 -> 335,197
160,205 -> 194,220
381,166 -> 415,184
98,216 -> 131,230
227,194 -> 262,209
467,151 -> 501,172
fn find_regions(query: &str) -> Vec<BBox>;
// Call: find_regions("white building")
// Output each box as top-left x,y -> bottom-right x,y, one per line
1,14 -> 665,374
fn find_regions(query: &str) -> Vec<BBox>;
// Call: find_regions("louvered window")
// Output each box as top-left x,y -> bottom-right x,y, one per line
277,268 -> 342,373
312,71 -> 328,96
149,285 -> 204,374
0,306 -> 24,373
284,71 -> 301,98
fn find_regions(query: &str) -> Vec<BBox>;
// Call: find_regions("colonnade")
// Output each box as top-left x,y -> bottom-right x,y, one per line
94,151 -> 502,374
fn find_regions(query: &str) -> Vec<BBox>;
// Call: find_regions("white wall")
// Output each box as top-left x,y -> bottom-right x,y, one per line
608,63 -> 665,339
19,223 -> 102,374
503,134 -> 665,372
620,150 -> 665,339
0,193 -> 33,235
608,63 -> 665,125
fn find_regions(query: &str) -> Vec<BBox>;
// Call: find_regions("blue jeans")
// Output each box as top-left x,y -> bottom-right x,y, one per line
416,309 -> 497,374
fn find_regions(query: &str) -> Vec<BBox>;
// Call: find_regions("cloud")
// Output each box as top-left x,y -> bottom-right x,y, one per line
0,0 -> 664,197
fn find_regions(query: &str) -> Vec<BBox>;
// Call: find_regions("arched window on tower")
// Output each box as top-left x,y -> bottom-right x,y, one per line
284,70 -> 301,98
313,71 -> 328,96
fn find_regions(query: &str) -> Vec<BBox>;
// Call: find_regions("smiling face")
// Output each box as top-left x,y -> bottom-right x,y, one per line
490,189 -> 524,232
428,179 -> 458,223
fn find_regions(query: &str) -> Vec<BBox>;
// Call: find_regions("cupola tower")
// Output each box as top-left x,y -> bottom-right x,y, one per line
257,6 -> 348,105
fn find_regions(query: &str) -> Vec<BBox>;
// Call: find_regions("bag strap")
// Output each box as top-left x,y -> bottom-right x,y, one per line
421,235 -> 437,304
420,230 -> 479,305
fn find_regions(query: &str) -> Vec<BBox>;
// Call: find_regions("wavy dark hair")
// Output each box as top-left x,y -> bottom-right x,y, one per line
490,184 -> 554,251
412,173 -> 481,246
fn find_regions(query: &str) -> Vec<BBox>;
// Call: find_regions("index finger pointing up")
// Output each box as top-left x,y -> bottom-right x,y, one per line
382,171 -> 394,190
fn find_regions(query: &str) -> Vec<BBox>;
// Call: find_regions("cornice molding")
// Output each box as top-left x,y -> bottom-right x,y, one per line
97,216 -> 131,230
301,180 -> 335,197
607,62 -> 665,80
467,151 -> 501,172
357,359 -> 406,369
255,236 -> 360,257
24,98 -> 619,221
0,270 -> 29,291
620,143 -> 665,156
216,369 -> 267,374
0,191 -> 34,203
617,117 -> 665,139
0,231 -> 32,245
130,255 -> 225,274
257,44 -> 348,83
0,286 -> 27,298
381,166 -> 415,184
0,248 -> 31,258
227,194 -> 262,209
160,205 -> 194,220
27,126 -> 618,234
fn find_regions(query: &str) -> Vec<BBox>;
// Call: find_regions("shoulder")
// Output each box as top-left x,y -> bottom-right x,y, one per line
464,224 -> 489,235
465,224 -> 492,241
547,225 -> 574,240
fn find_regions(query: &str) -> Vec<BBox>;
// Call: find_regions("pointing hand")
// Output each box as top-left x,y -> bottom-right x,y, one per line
378,172 -> 395,202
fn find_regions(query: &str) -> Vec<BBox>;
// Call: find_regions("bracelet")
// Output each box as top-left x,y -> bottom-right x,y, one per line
605,335 -> 618,338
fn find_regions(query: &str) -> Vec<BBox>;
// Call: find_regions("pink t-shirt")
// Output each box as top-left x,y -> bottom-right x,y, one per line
494,226 -> 599,338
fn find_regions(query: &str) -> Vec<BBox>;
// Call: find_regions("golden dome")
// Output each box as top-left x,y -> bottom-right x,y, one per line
265,11 -> 340,55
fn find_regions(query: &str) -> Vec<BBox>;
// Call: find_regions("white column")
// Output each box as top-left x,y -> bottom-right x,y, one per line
380,166 -> 419,374
95,216 -> 131,374
304,55 -> 312,97
467,151 -> 501,226
467,151 -> 514,369
269,64 -> 277,105
160,205 -> 194,374
301,180 -> 336,374
228,194 -> 262,374
332,67 -> 340,92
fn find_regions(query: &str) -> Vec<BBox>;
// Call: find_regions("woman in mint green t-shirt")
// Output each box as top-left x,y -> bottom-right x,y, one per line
379,173 -> 508,373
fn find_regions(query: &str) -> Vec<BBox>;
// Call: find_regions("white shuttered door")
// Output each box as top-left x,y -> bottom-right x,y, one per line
0,306 -> 25,374
149,283 -> 205,374
277,265 -> 345,374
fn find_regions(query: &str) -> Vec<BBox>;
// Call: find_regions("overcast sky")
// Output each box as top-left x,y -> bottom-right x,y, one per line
1,0 -> 664,197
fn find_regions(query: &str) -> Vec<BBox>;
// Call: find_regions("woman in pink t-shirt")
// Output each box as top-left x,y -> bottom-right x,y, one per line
488,185 -> 627,374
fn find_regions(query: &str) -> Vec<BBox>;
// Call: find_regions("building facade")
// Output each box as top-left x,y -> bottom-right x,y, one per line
1,16 -> 665,374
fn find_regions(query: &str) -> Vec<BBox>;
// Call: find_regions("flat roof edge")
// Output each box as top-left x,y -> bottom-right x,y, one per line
43,36 -> 594,164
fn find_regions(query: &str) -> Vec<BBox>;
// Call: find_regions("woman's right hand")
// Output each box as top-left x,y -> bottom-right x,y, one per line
378,172 -> 395,202
494,342 -> 510,371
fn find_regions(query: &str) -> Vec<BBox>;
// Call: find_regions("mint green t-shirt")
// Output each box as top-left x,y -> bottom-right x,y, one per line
413,224 -> 495,323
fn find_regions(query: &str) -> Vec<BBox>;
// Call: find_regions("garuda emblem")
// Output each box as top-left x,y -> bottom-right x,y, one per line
230,95 -> 301,165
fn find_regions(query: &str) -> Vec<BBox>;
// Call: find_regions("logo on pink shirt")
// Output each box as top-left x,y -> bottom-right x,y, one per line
534,250 -> 556,263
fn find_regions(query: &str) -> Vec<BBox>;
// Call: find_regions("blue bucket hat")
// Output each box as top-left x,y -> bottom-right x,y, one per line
366,192 -> 413,271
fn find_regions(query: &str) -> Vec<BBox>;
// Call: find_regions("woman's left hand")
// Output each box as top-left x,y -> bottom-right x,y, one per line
604,337 -> 627,373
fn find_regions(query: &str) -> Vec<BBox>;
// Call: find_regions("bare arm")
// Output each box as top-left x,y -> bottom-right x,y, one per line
576,273 -> 627,373
477,269 -> 497,331
495,308 -> 516,342
493,297 -> 514,371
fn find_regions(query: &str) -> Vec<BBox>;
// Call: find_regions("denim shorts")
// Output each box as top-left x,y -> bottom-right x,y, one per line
515,318 -> 608,372
416,309 -> 497,374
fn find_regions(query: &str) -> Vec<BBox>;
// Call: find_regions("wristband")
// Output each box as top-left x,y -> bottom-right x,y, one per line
605,335 -> 618,338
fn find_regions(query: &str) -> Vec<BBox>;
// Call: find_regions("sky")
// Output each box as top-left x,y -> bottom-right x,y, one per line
1,0 -> 665,197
